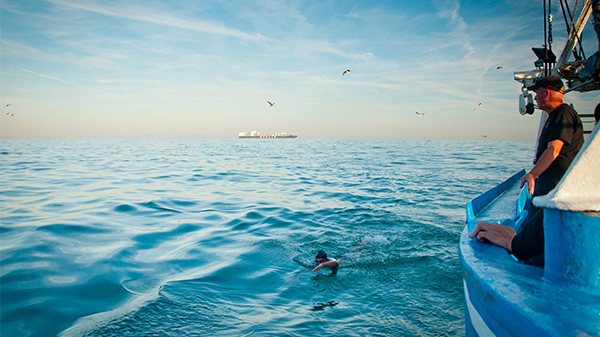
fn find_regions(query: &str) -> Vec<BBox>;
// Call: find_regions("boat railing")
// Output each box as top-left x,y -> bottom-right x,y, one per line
512,183 -> 533,233
465,169 -> 527,233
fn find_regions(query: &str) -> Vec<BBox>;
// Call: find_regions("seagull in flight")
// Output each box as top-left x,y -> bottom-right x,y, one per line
415,111 -> 425,117
342,69 -> 352,76
6,104 -> 12,107
496,66 -> 503,69
267,101 -> 275,107
474,102 -> 482,110
7,112 -> 14,117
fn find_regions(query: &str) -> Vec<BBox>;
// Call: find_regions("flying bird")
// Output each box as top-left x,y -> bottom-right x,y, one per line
6,104 -> 12,107
7,112 -> 14,117
267,101 -> 275,107
481,135 -> 488,138
497,66 -> 503,69
342,69 -> 352,76
415,111 -> 425,117
474,102 -> 482,110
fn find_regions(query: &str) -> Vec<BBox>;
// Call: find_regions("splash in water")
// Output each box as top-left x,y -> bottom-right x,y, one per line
362,234 -> 391,245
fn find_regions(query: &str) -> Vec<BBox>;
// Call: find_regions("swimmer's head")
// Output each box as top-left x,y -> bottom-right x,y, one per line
315,249 -> 328,263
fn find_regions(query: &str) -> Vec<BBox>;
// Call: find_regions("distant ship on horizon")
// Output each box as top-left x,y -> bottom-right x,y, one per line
238,130 -> 298,139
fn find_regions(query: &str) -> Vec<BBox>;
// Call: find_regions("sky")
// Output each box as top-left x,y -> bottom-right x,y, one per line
0,0 -> 598,139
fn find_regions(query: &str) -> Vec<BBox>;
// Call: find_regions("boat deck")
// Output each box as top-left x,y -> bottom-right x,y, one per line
466,170 -> 530,234
475,180 -> 522,222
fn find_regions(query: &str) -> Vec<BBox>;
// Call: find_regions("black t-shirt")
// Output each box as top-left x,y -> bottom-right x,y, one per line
511,104 -> 584,263
534,104 -> 584,196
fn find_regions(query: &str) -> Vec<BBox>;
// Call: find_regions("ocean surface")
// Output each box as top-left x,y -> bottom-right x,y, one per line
0,138 -> 534,337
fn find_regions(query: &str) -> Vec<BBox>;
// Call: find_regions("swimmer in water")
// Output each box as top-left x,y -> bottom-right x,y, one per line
312,249 -> 339,275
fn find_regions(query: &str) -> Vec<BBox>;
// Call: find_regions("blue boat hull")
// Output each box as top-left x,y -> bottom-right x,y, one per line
459,171 -> 600,336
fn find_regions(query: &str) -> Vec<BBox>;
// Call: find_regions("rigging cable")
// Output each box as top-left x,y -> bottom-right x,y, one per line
569,0 -> 586,59
544,0 -> 548,75
542,0 -> 556,75
559,0 -> 582,60
549,0 -> 553,76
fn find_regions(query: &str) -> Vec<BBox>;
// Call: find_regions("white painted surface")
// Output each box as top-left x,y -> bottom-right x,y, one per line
464,280 -> 496,337
535,123 -> 600,212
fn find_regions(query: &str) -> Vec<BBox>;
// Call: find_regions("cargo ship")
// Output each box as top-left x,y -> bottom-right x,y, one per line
238,130 -> 298,139
459,1 -> 600,336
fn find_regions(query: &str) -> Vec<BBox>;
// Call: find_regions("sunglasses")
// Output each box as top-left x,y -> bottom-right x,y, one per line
316,258 -> 326,263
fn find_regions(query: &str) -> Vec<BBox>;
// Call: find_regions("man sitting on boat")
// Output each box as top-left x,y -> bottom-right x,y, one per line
469,76 -> 584,267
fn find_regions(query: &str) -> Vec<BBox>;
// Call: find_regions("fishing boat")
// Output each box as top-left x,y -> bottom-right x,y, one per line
459,1 -> 600,335
238,130 -> 298,139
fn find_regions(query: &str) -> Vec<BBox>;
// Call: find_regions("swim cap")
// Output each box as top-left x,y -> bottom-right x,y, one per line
316,249 -> 327,259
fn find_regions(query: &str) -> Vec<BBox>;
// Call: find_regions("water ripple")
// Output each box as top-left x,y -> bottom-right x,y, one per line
0,139 -> 534,337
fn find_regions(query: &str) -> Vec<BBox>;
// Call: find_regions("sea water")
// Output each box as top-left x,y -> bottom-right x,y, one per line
0,138 -> 534,336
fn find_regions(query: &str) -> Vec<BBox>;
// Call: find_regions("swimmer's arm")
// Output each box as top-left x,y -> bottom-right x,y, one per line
312,260 -> 339,273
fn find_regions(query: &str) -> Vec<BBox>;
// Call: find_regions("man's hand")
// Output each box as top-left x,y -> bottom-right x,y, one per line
520,173 -> 536,195
468,221 -> 517,252
520,139 -> 564,195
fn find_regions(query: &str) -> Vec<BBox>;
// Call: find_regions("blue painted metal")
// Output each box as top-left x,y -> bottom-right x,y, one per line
544,209 -> 600,289
459,171 -> 600,336
466,169 -> 526,224
513,183 -> 533,233
465,170 -> 529,234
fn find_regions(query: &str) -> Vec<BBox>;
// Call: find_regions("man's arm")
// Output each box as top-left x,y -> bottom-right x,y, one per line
520,139 -> 564,194
312,260 -> 339,273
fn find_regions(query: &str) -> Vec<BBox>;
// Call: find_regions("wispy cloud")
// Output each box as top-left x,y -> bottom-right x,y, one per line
306,75 -> 410,92
433,0 -> 475,57
0,2 -> 59,21
303,40 -> 373,61
44,0 -> 265,41
1,38 -> 74,63
1,38 -> 122,69
0,38 -> 19,50
20,68 -> 119,96
271,38 -> 373,62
